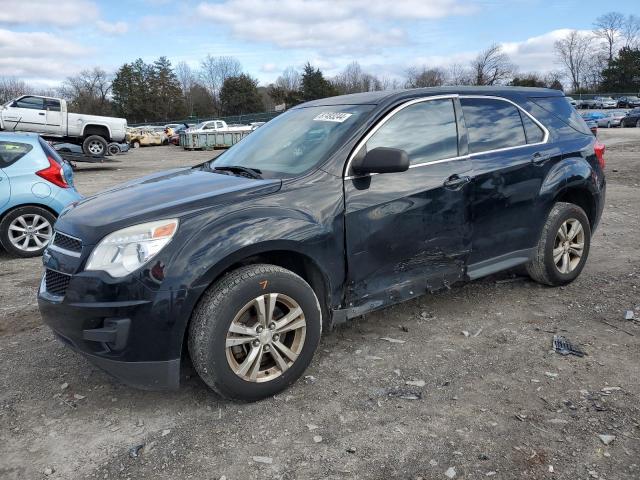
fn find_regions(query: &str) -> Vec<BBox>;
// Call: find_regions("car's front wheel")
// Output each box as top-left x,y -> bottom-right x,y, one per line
188,264 -> 322,401
526,202 -> 591,286
0,206 -> 56,257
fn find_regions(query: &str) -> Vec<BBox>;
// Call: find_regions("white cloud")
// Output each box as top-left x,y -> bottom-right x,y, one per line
97,20 -> 129,35
260,63 -> 278,73
0,0 -> 99,27
196,0 -> 473,53
0,29 -> 88,79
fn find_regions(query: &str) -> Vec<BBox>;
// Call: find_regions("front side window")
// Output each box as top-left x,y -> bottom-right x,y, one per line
0,141 -> 33,167
461,98 -> 527,154
364,98 -> 459,166
14,96 -> 45,110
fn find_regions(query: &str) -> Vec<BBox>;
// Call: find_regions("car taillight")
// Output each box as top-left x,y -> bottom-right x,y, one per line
36,156 -> 69,188
594,141 -> 605,170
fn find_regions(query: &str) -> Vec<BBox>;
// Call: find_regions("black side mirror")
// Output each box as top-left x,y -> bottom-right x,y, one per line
351,147 -> 409,175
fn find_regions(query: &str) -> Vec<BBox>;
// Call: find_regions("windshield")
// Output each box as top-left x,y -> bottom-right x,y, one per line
210,104 -> 373,177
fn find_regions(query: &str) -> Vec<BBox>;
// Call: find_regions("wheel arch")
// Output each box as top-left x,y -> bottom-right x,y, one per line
0,202 -> 58,223
553,187 -> 596,228
83,124 -> 111,141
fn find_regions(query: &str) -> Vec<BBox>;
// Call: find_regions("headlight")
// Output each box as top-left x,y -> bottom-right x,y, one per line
86,219 -> 178,277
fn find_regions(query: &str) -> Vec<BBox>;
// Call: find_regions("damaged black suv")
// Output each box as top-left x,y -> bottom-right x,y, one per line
39,87 -> 605,401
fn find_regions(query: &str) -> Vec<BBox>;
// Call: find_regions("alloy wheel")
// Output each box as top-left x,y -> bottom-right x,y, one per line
225,293 -> 307,383
88,140 -> 104,155
553,218 -> 585,274
8,214 -> 52,252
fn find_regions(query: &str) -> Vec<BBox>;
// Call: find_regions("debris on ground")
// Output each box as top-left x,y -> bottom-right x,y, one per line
544,372 -> 559,378
313,435 -> 323,443
598,434 -> 616,445
346,447 -> 356,453
624,310 -> 635,320
161,429 -> 171,436
129,444 -> 144,458
303,375 -> 316,384
380,337 -> 406,344
601,386 -> 622,394
406,380 -> 426,387
445,466 -> 457,478
386,387 -> 422,400
252,456 -> 273,464
462,330 -> 470,337
60,382 -> 69,390
553,335 -> 586,357
43,467 -> 55,475
306,424 -> 319,431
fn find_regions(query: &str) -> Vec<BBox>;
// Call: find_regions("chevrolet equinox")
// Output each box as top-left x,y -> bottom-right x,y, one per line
38,87 -> 606,401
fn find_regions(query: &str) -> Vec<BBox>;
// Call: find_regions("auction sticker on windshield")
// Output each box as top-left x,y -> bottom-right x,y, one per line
313,112 -> 353,123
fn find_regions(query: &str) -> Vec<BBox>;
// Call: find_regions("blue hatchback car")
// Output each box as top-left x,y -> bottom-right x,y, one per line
0,132 -> 82,257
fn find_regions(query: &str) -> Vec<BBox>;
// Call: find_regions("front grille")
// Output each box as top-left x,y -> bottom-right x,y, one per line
52,232 -> 82,253
45,269 -> 71,297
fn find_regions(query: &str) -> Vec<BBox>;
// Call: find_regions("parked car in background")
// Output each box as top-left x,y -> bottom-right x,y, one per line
0,96 -> 127,157
596,110 -> 627,128
187,120 -> 253,134
621,108 -> 640,128
169,124 -> 190,146
616,96 -> 640,108
580,112 -> 601,135
565,96 -> 577,107
0,133 -> 82,257
126,127 -> 167,148
594,96 -> 617,109
38,87 -> 605,401
576,98 -> 598,109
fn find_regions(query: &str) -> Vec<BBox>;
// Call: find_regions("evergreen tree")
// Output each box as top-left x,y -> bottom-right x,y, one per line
300,63 -> 336,101
601,47 -> 640,92
219,74 -> 264,116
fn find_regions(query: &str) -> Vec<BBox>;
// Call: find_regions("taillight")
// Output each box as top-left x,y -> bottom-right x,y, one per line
36,156 -> 69,188
594,141 -> 605,170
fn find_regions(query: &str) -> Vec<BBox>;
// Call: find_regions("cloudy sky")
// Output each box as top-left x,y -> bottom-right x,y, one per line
0,0 -> 637,87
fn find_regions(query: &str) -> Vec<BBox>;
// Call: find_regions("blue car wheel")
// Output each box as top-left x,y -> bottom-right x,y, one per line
0,205 -> 56,257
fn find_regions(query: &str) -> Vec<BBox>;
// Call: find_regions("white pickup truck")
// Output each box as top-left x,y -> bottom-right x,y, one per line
0,95 -> 127,156
187,119 -> 253,134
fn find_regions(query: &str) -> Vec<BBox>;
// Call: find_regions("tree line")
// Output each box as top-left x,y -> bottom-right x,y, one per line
1,11 -> 638,123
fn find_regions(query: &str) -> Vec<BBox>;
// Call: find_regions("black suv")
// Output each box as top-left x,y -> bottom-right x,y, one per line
621,108 -> 640,128
39,87 -> 606,401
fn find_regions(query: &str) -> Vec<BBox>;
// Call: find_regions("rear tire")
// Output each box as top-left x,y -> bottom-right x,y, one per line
526,202 -> 591,286
107,143 -> 120,156
0,206 -> 56,258
188,264 -> 322,401
82,135 -> 107,156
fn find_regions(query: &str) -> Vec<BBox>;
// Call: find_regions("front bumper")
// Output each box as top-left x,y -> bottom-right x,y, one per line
38,270 -> 201,390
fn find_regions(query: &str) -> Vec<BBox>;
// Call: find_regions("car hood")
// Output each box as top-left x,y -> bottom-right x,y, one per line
55,167 -> 282,244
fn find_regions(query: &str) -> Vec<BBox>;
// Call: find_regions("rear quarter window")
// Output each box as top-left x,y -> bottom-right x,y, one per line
530,96 -> 592,136
0,141 -> 33,167
460,98 -> 526,154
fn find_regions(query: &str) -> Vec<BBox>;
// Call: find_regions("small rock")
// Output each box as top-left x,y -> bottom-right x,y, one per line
406,380 -> 426,387
129,444 -> 144,458
624,310 -> 635,320
429,459 -> 438,467
60,382 -> 69,390
445,466 -> 457,478
486,473 -> 497,477
462,330 -> 470,337
346,446 -> 356,453
161,429 -> 171,437
598,434 -> 616,445
306,424 -> 319,431
365,355 -> 383,361
544,372 -> 558,378
44,467 -> 54,475
380,337 -> 405,344
548,465 -> 554,473
601,386 -> 622,393
313,435 -> 323,443
252,456 -> 273,464
73,394 -> 85,400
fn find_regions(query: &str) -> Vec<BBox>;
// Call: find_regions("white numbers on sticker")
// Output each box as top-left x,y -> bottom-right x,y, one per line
313,112 -> 353,123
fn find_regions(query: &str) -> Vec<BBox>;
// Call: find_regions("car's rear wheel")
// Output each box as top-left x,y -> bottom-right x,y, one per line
0,206 -> 56,257
82,135 -> 107,156
188,264 -> 322,401
526,202 -> 591,286
131,141 -> 141,148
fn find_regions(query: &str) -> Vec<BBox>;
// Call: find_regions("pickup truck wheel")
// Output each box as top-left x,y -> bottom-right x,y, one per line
526,202 -> 591,286
0,206 -> 55,258
82,135 -> 107,156
188,264 -> 322,401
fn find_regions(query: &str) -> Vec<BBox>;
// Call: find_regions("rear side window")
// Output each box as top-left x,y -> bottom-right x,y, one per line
520,112 -> 545,144
45,99 -> 61,111
0,141 -> 33,167
460,98 -> 526,154
531,96 -> 592,136
14,96 -> 45,110
365,98 -> 459,165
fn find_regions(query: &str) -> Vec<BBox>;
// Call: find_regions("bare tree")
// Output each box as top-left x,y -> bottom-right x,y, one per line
199,55 -> 242,100
0,77 -> 32,104
447,63 -> 472,85
405,66 -> 446,88
332,61 -> 380,94
622,14 -> 640,49
593,12 -> 625,61
470,44 -> 515,86
175,61 -> 198,115
554,31 -> 592,92
275,66 -> 300,92
59,68 -> 112,115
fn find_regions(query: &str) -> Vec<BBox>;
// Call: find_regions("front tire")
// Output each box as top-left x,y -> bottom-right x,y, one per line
82,135 -> 107,156
188,264 -> 322,401
526,202 -> 591,286
0,206 -> 56,257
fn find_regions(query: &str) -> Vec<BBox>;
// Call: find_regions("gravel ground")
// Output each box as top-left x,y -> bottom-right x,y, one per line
1,131 -> 639,480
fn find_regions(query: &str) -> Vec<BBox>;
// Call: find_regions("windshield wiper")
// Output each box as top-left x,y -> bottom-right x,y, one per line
213,165 -> 263,179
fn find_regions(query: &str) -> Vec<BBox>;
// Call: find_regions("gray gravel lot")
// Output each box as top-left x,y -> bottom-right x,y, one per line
1,132 -> 639,480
